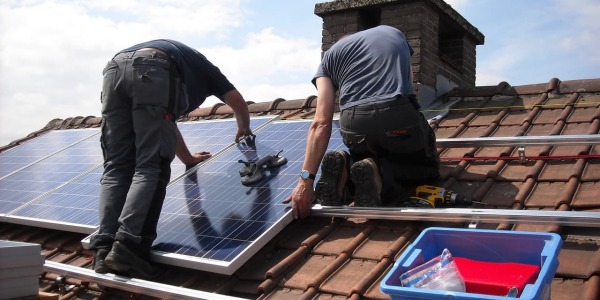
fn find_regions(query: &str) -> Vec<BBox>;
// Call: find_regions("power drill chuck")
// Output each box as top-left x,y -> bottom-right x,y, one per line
448,192 -> 472,206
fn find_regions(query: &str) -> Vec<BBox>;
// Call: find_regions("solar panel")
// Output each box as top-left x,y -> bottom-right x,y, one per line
0,135 -> 103,215
3,117 -> 275,232
149,119 -> 345,274
0,129 -> 99,179
5,167 -> 103,234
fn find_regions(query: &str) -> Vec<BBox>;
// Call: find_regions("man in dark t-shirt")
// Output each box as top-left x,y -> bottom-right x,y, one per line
285,26 -> 440,219
89,40 -> 254,278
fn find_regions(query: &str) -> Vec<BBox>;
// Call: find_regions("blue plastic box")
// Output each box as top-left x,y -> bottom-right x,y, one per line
380,227 -> 562,300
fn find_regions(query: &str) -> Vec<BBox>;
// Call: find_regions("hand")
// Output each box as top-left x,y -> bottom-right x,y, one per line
283,182 -> 315,219
184,151 -> 211,166
235,128 -> 255,143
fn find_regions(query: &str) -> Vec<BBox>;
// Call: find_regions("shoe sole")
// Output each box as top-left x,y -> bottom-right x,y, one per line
104,243 -> 162,280
351,160 -> 381,207
315,151 -> 346,206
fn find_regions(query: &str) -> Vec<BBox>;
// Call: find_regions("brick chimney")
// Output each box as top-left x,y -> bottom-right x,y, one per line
314,0 -> 484,108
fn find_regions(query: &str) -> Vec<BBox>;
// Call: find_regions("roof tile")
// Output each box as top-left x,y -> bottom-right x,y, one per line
552,277 -> 600,300
525,180 -> 578,207
353,226 -> 414,260
580,159 -> 600,181
319,259 -> 379,296
571,182 -> 600,208
480,181 -> 523,207
282,255 -> 337,290
557,239 -> 600,278
538,160 -> 582,181
313,224 -> 371,256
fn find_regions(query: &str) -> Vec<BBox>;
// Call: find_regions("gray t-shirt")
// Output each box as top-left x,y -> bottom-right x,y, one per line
313,25 -> 414,110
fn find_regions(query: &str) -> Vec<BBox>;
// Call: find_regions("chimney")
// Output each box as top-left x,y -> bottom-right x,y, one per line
314,0 -> 485,108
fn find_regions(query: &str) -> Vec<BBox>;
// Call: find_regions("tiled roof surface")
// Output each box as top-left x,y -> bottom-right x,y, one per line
2,77 -> 600,300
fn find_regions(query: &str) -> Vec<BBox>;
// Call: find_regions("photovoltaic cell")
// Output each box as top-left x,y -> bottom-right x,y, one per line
0,134 -> 103,214
0,129 -> 99,179
150,119 -> 345,274
170,117 -> 274,180
6,168 -> 103,233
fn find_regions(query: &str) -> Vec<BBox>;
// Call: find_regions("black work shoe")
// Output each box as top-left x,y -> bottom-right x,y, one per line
93,248 -> 111,274
315,150 -> 349,206
104,241 -> 163,280
350,158 -> 382,207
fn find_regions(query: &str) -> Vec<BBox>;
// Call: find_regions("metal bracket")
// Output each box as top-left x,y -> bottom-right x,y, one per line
518,146 -> 527,163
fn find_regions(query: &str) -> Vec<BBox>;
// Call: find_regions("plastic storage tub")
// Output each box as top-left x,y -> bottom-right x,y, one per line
380,227 -> 562,300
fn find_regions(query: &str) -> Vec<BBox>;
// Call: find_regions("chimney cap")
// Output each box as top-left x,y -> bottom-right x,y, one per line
315,0 -> 484,44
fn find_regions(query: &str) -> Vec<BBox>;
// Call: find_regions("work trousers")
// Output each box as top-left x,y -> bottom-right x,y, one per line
90,50 -> 183,257
339,96 -> 440,202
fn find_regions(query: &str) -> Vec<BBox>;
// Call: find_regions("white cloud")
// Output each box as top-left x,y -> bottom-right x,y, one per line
200,28 -> 321,86
554,0 -> 600,64
444,0 -> 470,9
0,1 -> 321,146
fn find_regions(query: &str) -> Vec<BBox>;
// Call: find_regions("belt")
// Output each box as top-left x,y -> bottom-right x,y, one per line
348,95 -> 418,111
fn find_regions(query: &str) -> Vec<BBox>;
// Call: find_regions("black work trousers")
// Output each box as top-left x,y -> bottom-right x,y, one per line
339,96 -> 440,202
90,50 -> 183,257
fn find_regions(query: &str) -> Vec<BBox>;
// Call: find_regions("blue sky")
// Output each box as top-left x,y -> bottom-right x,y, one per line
1,0 -> 599,146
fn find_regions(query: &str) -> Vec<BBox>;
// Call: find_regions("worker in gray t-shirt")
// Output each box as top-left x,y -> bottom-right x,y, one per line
285,25 -> 440,219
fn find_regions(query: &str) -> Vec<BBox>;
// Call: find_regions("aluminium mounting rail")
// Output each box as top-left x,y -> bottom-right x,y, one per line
436,134 -> 600,148
311,205 -> 600,228
44,261 -> 247,300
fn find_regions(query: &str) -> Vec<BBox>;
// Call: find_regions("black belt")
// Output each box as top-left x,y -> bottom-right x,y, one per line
348,95 -> 419,111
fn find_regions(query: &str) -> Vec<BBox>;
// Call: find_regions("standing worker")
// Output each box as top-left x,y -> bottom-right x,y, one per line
89,39 -> 254,279
285,25 -> 440,219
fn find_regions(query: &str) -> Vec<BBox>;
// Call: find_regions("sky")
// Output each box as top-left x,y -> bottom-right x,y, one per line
1,0 -> 599,146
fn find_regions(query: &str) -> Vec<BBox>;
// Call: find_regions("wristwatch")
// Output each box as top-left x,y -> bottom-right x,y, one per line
300,170 -> 316,181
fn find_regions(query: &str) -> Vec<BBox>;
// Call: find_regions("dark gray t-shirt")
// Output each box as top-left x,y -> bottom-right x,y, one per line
313,25 -> 414,110
120,39 -> 236,116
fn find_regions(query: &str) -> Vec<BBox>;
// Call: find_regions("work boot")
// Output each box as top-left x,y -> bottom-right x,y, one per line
93,248 -> 111,274
350,158 -> 382,207
104,241 -> 163,280
315,150 -> 350,206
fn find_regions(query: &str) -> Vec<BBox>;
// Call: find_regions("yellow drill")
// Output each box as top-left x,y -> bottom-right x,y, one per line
406,185 -> 479,208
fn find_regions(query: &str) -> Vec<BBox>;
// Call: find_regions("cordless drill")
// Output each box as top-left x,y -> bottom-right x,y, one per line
405,185 -> 475,208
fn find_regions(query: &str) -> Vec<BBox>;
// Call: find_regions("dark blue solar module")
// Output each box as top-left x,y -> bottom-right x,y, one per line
151,119 -> 345,274
0,129 -> 99,179
4,117 -> 274,231
0,135 -> 103,214
6,167 -> 103,233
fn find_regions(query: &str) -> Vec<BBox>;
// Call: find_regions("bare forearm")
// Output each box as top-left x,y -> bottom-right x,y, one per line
221,89 -> 253,142
223,90 -> 250,129
302,122 -> 332,179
